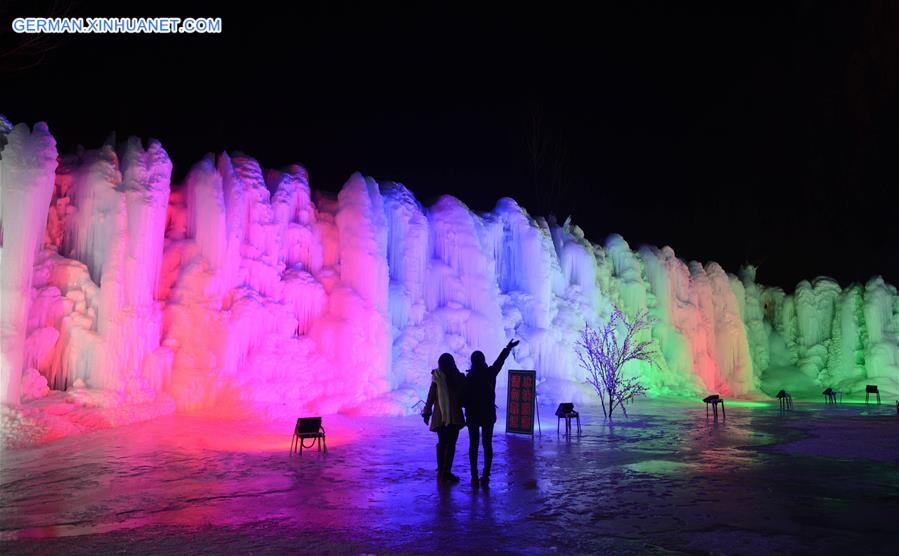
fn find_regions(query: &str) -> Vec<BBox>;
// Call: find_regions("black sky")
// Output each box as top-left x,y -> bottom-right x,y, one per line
4,1 -> 899,291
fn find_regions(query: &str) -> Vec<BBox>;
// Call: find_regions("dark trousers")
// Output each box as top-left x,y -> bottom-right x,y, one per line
467,422 -> 495,479
436,426 -> 460,475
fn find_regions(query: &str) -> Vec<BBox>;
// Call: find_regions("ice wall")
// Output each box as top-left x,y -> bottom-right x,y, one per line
0,122 -> 58,404
3,118 -> 898,417
39,138 -> 174,398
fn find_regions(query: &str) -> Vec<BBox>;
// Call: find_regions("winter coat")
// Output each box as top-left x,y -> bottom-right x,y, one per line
424,368 -> 466,431
464,345 -> 512,426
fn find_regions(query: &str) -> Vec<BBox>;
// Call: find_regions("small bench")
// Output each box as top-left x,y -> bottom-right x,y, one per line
822,388 -> 842,404
555,403 -> 581,437
865,385 -> 881,405
290,416 -> 327,455
776,389 -> 793,410
703,395 -> 726,419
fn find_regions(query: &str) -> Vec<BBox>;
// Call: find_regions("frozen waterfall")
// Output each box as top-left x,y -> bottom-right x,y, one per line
2,119 -> 898,427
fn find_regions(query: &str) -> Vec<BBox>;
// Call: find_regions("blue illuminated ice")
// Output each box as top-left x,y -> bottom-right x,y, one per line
1,116 -> 897,446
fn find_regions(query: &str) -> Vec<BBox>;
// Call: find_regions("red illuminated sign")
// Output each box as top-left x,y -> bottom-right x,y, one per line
506,370 -> 536,435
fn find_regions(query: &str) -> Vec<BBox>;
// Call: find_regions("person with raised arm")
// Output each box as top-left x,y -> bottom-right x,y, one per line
464,339 -> 519,488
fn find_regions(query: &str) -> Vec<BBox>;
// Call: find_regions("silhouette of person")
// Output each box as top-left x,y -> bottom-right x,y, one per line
464,339 -> 519,487
422,353 -> 467,484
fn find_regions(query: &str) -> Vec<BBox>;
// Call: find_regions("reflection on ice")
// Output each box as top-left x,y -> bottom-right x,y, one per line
2,400 -> 898,553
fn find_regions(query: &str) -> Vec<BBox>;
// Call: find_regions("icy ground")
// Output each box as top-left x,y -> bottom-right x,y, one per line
2,400 -> 898,555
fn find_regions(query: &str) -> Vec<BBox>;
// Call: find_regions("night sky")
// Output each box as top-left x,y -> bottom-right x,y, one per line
4,1 -> 899,290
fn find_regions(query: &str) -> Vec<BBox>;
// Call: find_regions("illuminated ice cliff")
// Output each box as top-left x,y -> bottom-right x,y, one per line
2,120 -> 898,443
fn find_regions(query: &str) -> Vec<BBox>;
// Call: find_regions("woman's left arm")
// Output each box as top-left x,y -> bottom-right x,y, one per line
423,381 -> 436,424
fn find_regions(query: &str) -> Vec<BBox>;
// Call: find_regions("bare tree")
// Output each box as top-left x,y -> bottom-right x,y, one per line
523,104 -> 570,218
576,307 -> 653,418
0,0 -> 75,72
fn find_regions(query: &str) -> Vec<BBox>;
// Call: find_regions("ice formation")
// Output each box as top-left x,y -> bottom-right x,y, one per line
2,118 -> 898,442
1,122 -> 58,405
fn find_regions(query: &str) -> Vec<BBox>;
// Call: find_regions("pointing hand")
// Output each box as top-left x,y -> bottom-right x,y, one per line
507,339 -> 520,349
